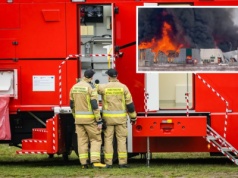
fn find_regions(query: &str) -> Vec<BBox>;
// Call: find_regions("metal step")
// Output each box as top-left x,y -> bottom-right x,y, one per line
221,147 -> 231,152
206,135 -> 217,141
206,124 -> 238,166
235,159 -> 238,165
32,128 -> 47,140
16,150 -> 47,154
21,139 -> 47,150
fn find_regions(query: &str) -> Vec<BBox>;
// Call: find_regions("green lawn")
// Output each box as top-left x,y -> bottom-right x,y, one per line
0,144 -> 237,178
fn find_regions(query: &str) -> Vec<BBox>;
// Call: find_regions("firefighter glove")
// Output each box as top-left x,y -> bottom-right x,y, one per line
97,120 -> 103,130
130,118 -> 137,125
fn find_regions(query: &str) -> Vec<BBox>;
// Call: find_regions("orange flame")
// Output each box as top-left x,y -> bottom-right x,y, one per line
186,56 -> 192,60
139,22 -> 183,55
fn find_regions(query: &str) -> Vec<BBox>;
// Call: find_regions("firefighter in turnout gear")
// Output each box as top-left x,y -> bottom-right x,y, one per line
69,69 -> 106,168
98,68 -> 137,168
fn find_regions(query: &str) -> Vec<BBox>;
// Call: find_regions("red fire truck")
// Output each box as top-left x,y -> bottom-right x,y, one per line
1,0 -> 238,165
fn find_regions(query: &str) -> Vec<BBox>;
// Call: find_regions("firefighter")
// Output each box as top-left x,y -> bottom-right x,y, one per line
69,69 -> 106,169
97,68 -> 137,168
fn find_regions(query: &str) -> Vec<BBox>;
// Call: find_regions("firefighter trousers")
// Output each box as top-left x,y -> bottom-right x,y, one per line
75,122 -> 102,165
104,124 -> 128,165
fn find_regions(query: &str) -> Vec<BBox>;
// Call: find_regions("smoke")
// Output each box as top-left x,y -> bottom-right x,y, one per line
138,7 -> 238,52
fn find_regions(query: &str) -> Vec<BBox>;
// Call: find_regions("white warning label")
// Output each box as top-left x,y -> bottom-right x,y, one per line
33,75 -> 55,91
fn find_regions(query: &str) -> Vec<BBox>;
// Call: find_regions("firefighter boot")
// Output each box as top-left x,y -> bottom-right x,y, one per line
119,164 -> 129,168
106,164 -> 113,168
92,162 -> 106,168
81,164 -> 89,169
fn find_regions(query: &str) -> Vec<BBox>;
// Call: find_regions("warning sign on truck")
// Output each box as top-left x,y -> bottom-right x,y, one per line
33,75 -> 55,91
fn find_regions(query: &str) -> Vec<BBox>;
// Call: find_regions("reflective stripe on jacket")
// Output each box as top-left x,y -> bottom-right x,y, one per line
98,78 -> 136,125
70,78 -> 100,124
102,110 -> 127,118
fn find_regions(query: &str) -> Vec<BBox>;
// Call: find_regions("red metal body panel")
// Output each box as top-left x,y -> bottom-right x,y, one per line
18,3 -> 67,58
0,4 -> 20,29
210,113 -> 238,151
32,128 -> 47,139
195,73 -> 238,112
133,116 -> 207,137
0,2 -> 77,59
18,60 -> 75,106
0,39 -> 17,59
133,137 -> 217,152
0,0 -> 79,111
194,73 -> 238,151
65,3 -> 78,55
22,139 -> 47,150
0,59 -> 78,111
46,118 -> 54,153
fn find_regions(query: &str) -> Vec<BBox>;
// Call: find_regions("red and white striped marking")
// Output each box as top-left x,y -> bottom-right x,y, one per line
207,130 -> 224,147
22,140 -> 47,143
112,56 -> 116,68
207,127 -> 238,156
59,58 -> 69,107
32,128 -> 47,133
17,151 -> 47,154
206,138 -> 238,165
67,54 -> 117,58
52,116 -> 56,152
59,53 -> 117,107
197,74 -> 229,140
185,92 -> 189,117
144,88 -> 149,117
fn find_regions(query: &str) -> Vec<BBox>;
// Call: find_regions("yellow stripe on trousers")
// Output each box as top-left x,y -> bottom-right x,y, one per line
91,152 -> 100,158
118,152 -> 127,158
79,153 -> 88,159
105,153 -> 113,159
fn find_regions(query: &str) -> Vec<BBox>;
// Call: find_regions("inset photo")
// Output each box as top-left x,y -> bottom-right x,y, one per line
137,6 -> 238,72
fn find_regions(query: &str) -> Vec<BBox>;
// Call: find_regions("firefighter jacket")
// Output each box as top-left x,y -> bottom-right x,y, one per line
97,78 -> 136,125
70,77 -> 101,124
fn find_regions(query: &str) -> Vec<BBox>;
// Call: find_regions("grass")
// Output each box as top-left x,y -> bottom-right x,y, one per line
0,144 -> 238,178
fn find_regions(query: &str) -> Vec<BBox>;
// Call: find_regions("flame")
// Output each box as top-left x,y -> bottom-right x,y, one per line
139,22 -> 183,55
186,56 -> 192,60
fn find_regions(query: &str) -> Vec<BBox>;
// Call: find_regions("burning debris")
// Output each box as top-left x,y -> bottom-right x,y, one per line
139,48 -> 238,67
